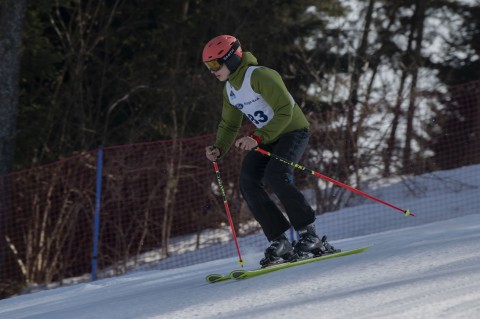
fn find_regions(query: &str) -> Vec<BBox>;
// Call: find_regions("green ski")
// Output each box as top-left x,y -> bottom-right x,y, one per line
205,273 -> 231,283
230,246 -> 369,280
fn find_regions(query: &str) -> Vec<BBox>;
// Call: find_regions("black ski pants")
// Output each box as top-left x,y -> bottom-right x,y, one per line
239,128 -> 316,242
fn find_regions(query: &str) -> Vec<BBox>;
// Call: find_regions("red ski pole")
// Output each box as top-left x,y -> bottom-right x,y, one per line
212,162 -> 245,266
255,148 -> 414,217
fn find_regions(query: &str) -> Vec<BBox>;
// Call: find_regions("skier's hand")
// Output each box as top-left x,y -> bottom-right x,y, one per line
205,146 -> 220,162
235,136 -> 258,151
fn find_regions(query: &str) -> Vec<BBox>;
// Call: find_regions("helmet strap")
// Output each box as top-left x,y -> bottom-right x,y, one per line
220,40 -> 241,73
219,40 -> 240,63
225,54 -> 242,73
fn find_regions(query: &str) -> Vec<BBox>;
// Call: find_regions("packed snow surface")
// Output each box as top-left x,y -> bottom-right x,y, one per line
1,165 -> 479,319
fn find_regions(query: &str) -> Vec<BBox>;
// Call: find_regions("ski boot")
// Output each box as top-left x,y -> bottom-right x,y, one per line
260,234 -> 297,268
318,235 -> 340,255
294,224 -> 340,257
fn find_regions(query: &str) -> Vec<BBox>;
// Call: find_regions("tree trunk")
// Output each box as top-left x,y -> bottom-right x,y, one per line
0,0 -> 27,175
384,11 -> 417,177
343,0 -> 374,178
0,0 -> 27,291
403,0 -> 426,174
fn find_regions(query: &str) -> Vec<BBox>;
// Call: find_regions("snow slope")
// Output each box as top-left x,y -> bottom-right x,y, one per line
0,165 -> 479,319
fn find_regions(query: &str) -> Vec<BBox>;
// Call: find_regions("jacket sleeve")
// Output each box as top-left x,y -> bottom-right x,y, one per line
213,88 -> 244,156
249,68 -> 294,143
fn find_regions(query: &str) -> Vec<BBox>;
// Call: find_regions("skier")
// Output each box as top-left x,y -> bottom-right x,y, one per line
203,35 -> 337,266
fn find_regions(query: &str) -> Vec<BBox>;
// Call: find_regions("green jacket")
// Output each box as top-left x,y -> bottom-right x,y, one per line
214,52 -> 310,156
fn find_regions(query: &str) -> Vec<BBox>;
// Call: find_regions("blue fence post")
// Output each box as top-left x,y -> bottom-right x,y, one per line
91,146 -> 103,281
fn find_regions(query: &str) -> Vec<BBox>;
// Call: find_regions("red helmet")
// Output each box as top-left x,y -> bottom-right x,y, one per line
202,35 -> 243,63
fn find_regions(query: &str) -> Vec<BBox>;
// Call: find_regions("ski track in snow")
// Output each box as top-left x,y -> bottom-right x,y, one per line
143,216 -> 480,319
1,215 -> 479,319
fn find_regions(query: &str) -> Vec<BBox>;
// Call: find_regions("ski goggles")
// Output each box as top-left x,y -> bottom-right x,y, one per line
204,59 -> 223,71
204,40 -> 241,71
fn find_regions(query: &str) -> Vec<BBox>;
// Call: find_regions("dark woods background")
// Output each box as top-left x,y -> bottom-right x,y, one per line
2,0 -> 478,174
6,0 -> 343,170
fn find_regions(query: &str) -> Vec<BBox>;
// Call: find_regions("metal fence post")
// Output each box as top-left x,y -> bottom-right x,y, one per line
91,146 -> 103,281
